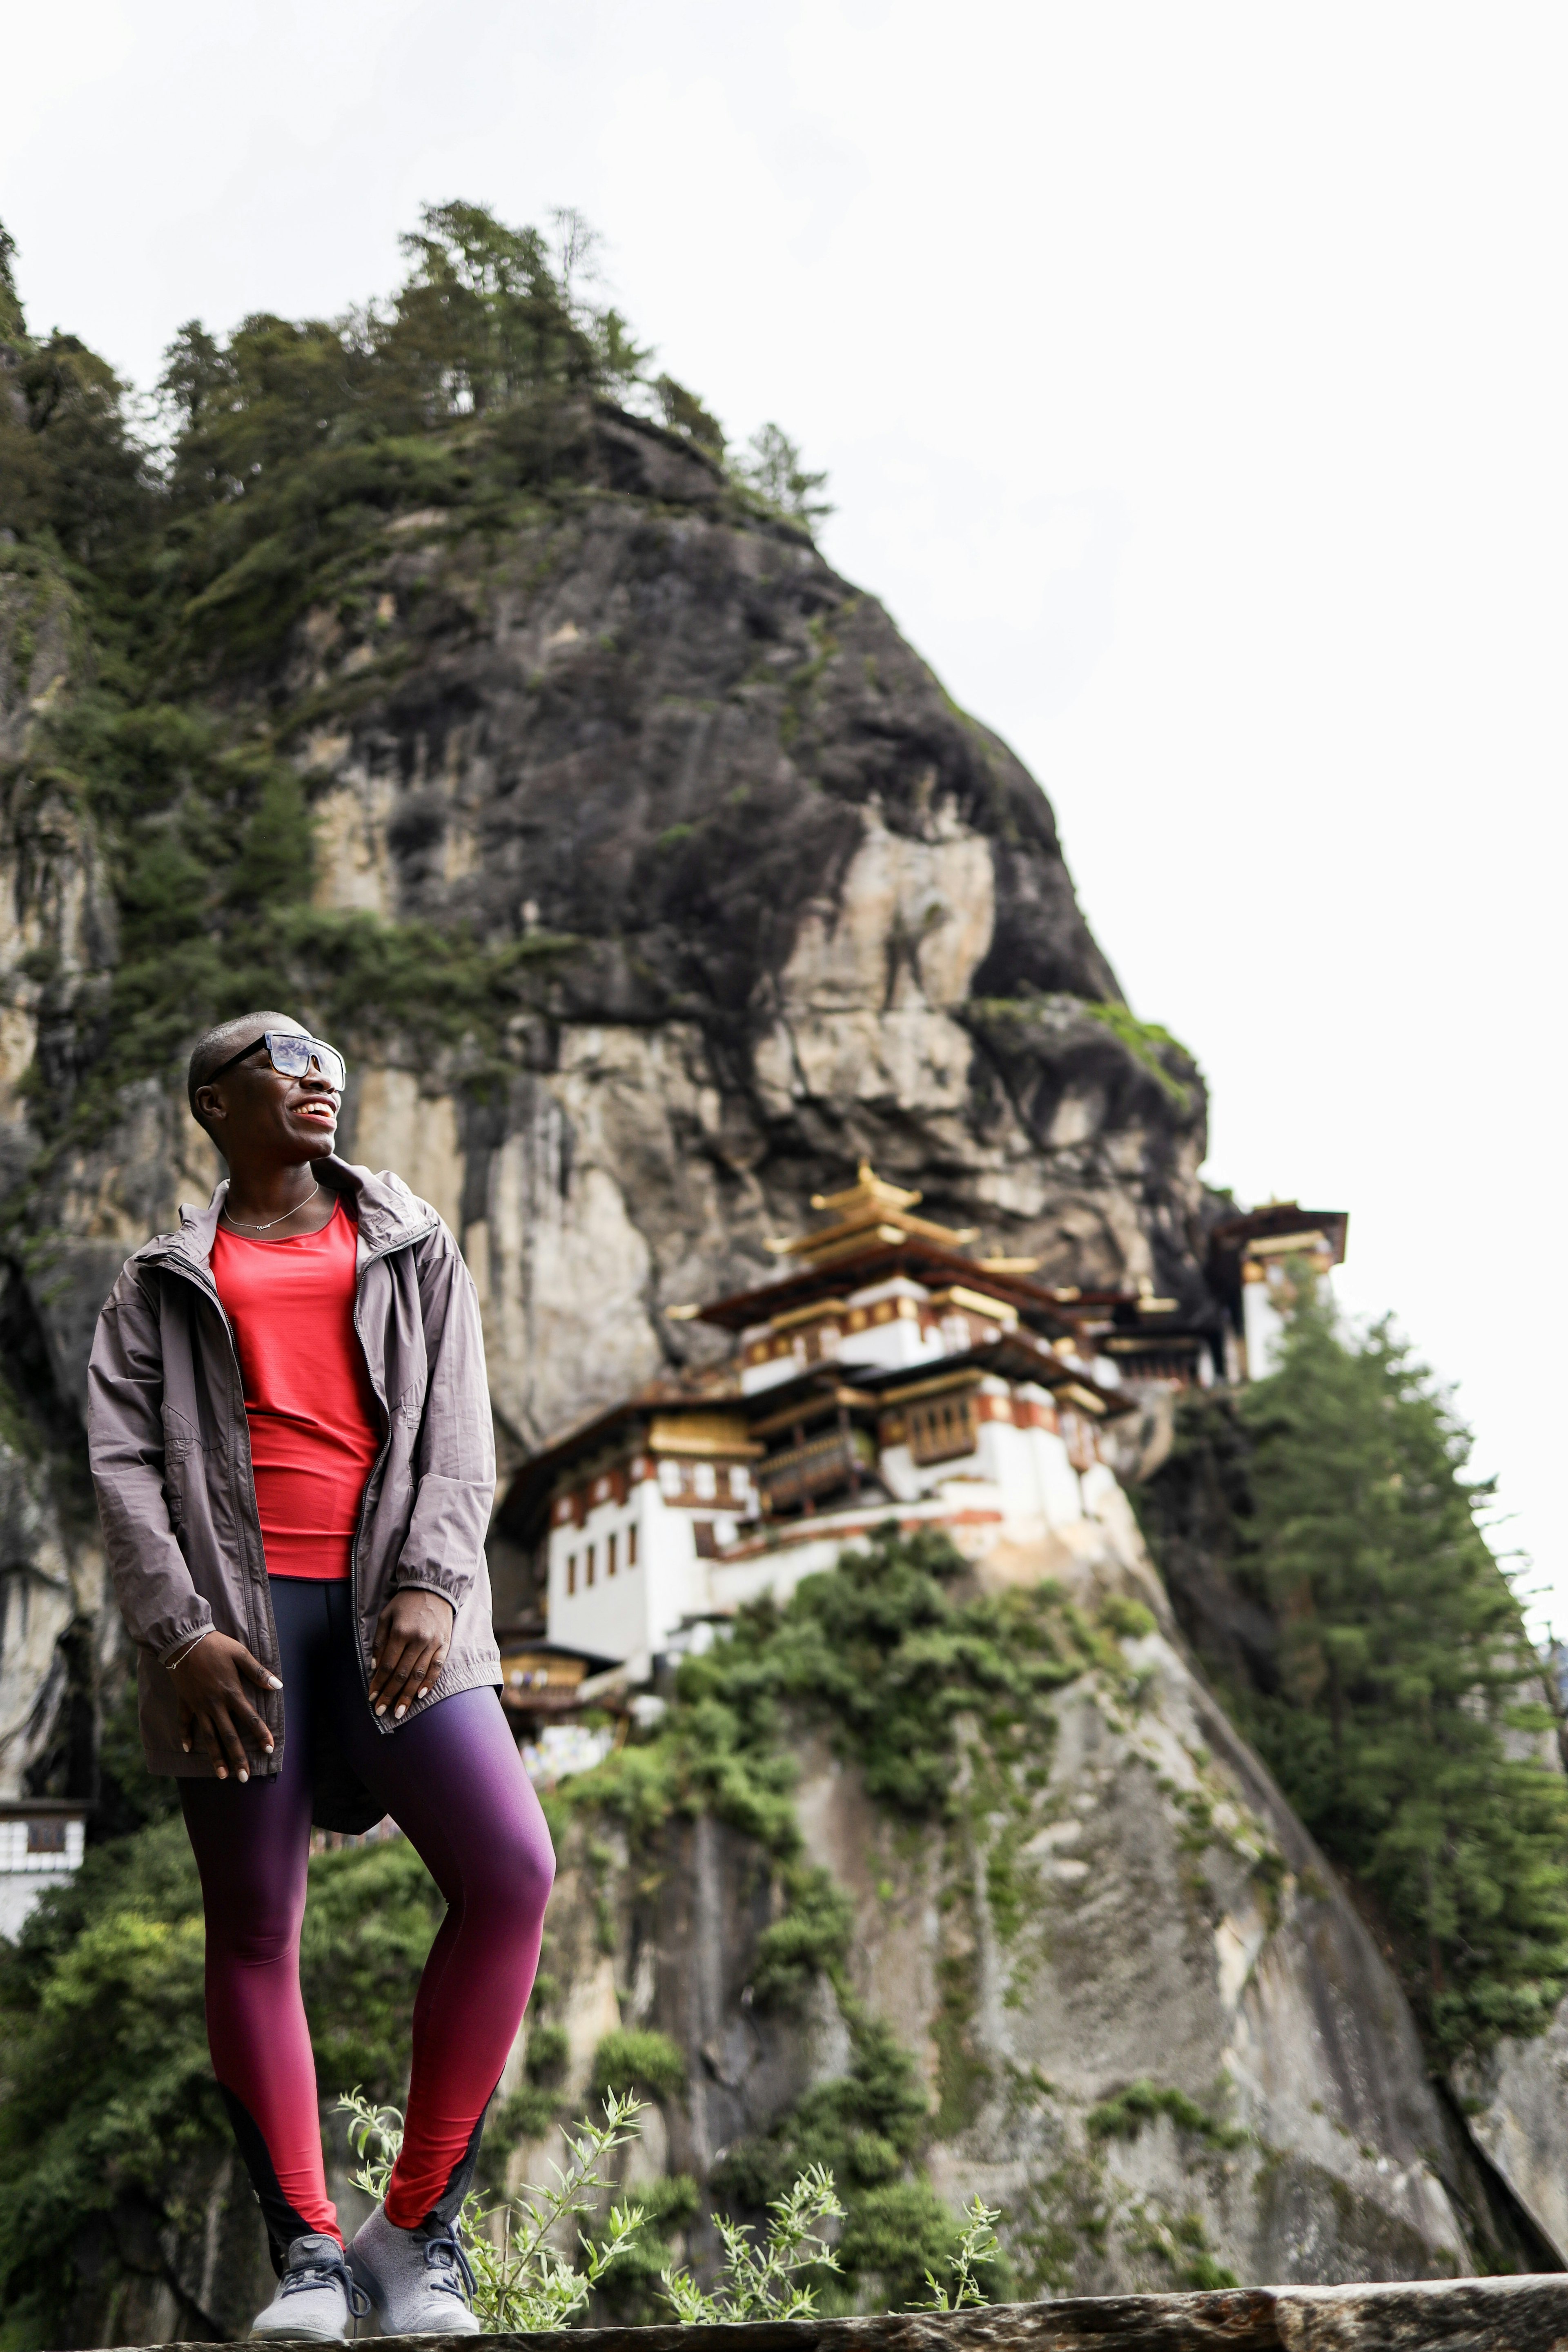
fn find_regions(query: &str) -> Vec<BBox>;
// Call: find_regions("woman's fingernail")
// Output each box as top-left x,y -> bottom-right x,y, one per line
216,1767 -> 227,1780
416,1686 -> 428,1698
370,1656 -> 379,1670
394,1703 -> 406,1719
376,1703 -> 387,1716
268,1676 -> 283,1690
238,1768 -> 249,1783
264,1739 -> 275,1752
182,1741 -> 192,1753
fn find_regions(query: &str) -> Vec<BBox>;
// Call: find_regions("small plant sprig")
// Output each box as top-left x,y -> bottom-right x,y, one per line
341,2089 -> 403,2203
660,2163 -> 844,2322
339,2085 -> 650,2331
923,2195 -> 1002,2309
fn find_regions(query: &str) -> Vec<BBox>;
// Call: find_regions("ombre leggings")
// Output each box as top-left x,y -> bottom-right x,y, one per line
180,1575 -> 554,2254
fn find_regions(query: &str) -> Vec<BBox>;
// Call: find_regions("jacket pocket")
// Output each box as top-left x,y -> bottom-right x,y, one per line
160,1403 -> 203,1462
393,1381 -> 426,1432
160,1405 -> 201,1530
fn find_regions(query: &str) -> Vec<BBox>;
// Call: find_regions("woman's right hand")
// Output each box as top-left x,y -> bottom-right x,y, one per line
172,1633 -> 282,1782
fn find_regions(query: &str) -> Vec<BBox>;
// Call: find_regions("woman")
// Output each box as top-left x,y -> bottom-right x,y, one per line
87,1013 -> 555,2341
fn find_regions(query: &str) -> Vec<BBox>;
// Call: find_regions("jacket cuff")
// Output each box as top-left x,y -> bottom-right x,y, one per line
389,1574 -> 463,1611
151,1602 -> 215,1669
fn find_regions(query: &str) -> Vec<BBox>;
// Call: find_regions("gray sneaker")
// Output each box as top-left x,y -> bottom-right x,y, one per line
250,2233 -> 369,2340
349,2204 -> 481,2336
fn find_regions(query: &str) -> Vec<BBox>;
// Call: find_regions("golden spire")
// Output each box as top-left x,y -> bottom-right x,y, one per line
810,1160 -> 923,1218
765,1161 -> 978,1263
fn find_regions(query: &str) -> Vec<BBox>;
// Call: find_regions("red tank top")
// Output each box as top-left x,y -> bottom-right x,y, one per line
210,1199 -> 382,1580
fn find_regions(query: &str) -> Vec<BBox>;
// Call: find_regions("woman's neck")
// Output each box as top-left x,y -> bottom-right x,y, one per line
221,1160 -> 336,1234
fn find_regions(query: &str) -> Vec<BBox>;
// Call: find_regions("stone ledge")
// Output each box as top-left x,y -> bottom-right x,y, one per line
96,2276 -> 1568,2352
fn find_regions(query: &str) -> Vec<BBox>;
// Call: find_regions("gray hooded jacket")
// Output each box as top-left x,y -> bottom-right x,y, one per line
87,1156 -> 500,1820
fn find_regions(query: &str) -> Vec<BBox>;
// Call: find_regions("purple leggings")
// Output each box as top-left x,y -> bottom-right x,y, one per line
180,1575 -> 554,2249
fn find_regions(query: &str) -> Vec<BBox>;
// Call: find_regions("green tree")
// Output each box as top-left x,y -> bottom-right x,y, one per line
0,1821 -> 443,2346
655,373 -> 726,457
0,217 -> 148,560
739,421 -> 832,523
0,220 -> 25,341
1233,1289 -> 1568,2058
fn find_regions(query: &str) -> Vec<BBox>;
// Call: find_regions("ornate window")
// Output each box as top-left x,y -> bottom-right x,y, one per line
906,1393 -> 979,1466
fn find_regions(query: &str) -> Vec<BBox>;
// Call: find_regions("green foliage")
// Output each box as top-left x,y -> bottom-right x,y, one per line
298,1841 -> 445,2093
0,1825 -> 213,2335
1078,1000 -> 1196,1104
344,2087 -> 857,2333
709,2016 -> 1006,2310
590,2027 -> 686,2100
0,220 -> 149,564
590,2174 -> 704,2321
1127,2205 -> 1238,2291
571,1523 -> 1089,1847
922,2196 -> 1003,2309
1211,1294 -> 1568,2060
488,2081 -> 563,2148
748,1865 -> 855,2009
738,423 -> 833,523
148,203 -> 637,670
21,698 -> 318,1148
525,2020 -> 570,2083
0,221 -> 22,343
343,2085 -> 652,2331
0,1820 -> 441,2340
1099,1592 -> 1157,1640
1084,2078 -> 1247,2149
654,375 -> 726,456
661,2165 -> 844,2322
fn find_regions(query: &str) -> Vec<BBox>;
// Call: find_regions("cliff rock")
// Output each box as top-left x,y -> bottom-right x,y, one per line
533,1529 -> 1512,2295
0,404 -> 1546,2304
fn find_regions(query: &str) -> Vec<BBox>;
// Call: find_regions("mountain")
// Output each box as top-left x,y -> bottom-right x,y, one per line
0,210 -> 1560,2338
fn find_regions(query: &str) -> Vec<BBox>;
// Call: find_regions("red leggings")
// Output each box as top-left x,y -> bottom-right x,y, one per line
180,1576 -> 554,2250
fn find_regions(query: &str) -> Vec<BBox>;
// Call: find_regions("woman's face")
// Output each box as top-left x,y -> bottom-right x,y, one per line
194,1022 -> 341,1172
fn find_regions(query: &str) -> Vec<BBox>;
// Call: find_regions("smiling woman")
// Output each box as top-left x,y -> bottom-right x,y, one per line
189,1011 -> 349,1232
83,1011 -> 558,2341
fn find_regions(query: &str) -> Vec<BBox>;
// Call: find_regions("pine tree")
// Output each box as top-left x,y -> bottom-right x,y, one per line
1234,1290 -> 1568,2058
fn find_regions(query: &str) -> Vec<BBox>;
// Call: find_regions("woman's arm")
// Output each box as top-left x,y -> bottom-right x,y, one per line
89,1264 -> 282,1773
88,1267 -> 214,1663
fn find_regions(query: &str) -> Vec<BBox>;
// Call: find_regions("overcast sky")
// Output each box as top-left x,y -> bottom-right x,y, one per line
9,2 -> 1567,1626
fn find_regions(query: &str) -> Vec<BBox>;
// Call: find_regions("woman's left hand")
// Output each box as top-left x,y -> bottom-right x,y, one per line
370,1590 -> 456,1719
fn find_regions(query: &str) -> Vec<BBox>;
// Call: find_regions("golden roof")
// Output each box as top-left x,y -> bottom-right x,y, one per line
765,1161 -> 978,1263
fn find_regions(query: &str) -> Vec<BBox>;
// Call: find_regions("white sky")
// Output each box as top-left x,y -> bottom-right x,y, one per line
8,2 -> 1566,1627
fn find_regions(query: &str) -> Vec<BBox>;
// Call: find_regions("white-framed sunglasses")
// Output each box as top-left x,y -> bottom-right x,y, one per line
207,1030 -> 347,1090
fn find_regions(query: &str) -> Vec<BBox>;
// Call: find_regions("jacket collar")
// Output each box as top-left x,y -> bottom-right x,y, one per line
149,1157 -> 438,1278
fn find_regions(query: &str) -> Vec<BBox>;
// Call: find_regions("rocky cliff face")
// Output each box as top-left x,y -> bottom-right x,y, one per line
0,401 -> 1550,2310
3,406 -> 1209,1468
532,1527 -> 1521,2299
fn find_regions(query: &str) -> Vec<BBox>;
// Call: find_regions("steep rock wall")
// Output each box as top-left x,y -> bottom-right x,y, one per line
2,412 -> 1209,1485
529,1531 -> 1515,2295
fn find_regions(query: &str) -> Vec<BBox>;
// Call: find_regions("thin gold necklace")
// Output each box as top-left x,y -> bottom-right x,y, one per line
222,1181 -> 322,1233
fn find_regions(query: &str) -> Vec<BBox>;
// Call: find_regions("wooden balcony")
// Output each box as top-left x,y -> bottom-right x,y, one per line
756,1427 -> 875,1515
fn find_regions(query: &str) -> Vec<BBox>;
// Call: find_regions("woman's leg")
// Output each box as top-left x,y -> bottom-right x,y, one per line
334,1609 -> 555,2228
181,1578 -> 339,2253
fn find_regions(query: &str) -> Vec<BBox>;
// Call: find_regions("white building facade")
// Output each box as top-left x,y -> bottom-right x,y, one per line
508,1173 -> 1349,1673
